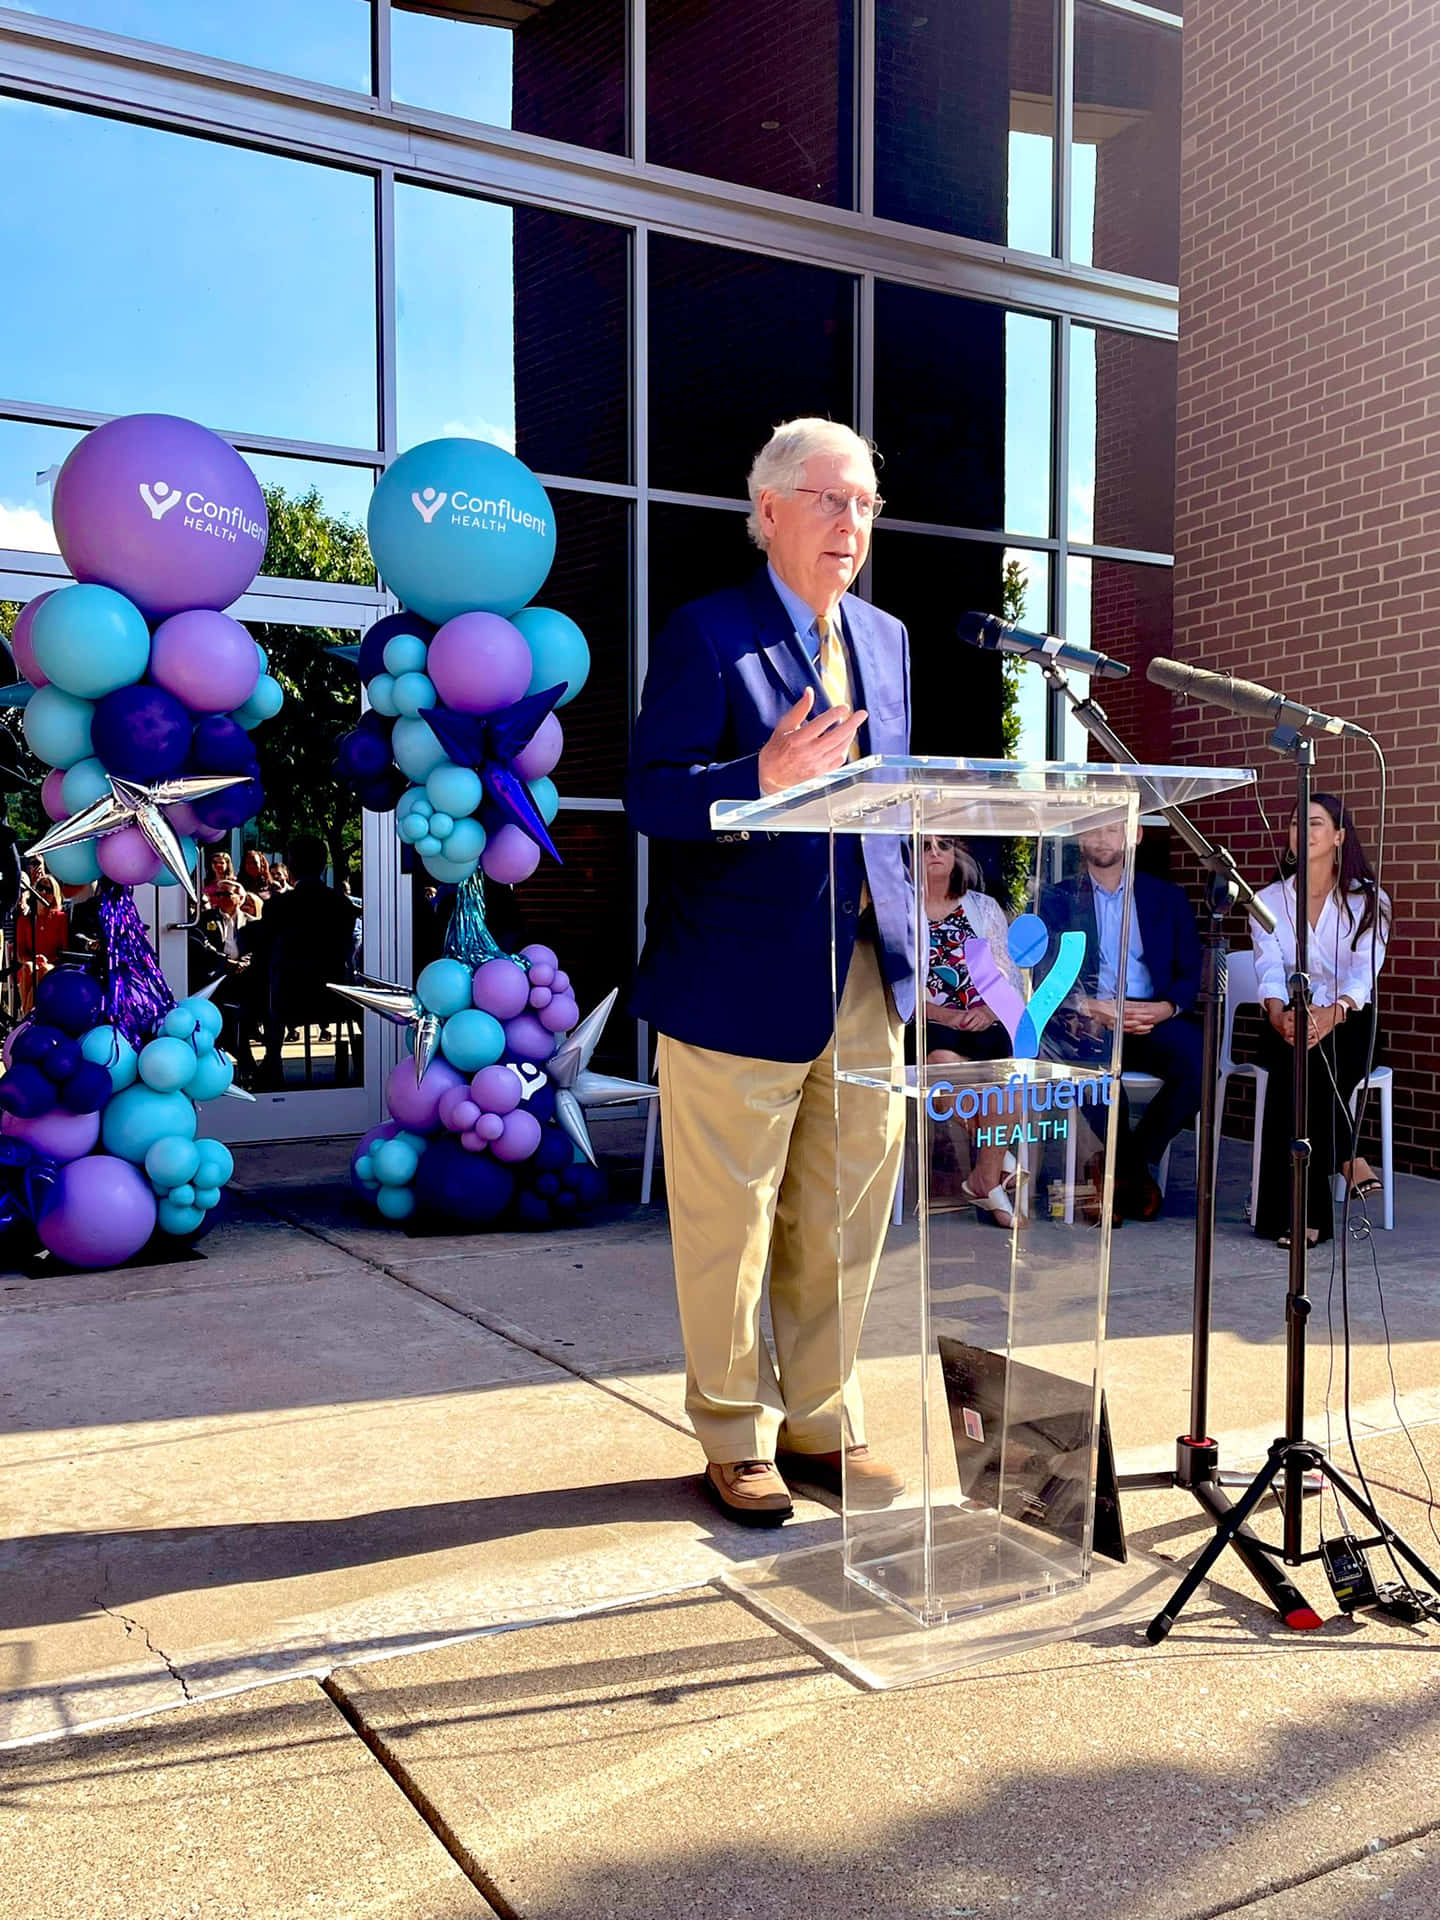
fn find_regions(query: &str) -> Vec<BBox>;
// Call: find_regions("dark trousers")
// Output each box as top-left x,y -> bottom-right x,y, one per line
1253,1006 -> 1377,1242
1116,1016 -> 1204,1177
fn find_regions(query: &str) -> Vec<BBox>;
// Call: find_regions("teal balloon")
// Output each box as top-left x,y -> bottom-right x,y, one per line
397,811 -> 430,845
441,816 -> 486,864
60,756 -> 113,815
392,715 -> 448,783
194,1138 -> 234,1186
157,1199 -> 206,1236
45,840 -> 102,885
254,643 -> 269,675
527,776 -> 559,825
145,1135 -> 201,1191
367,673 -> 399,717
440,1007 -> 505,1072
193,1185 -> 222,1211
138,1036 -> 200,1092
421,852 -> 479,883
415,834 -> 443,858
169,1183 -> 197,1209
32,583 -> 151,699
365,438 -> 556,623
425,762 -> 483,819
377,1184 -> 416,1220
102,1085 -> 197,1163
397,786 -> 430,819
187,1048 -> 234,1101
23,685 -> 95,768
417,958 -> 473,1018
427,811 -> 455,840
392,671 -> 437,718
82,1025 -> 138,1091
176,995 -> 225,1039
373,1138 -> 419,1187
232,674 -> 284,730
155,835 -> 198,887
513,605 -> 590,708
383,633 -> 429,676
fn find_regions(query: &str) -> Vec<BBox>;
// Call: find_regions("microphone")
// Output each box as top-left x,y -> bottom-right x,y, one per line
1145,658 -> 1369,741
957,612 -> 1129,680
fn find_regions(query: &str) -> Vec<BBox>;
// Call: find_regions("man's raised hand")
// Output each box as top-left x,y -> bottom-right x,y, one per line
757,688 -> 867,795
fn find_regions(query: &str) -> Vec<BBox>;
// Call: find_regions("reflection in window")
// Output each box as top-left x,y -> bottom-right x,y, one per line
649,238 -> 856,499
876,0 -> 1057,248
540,491 -> 632,800
0,101 -> 378,447
874,286 -> 1052,535
396,187 -> 630,482
647,0 -> 856,205
246,458 -> 377,575
1068,555 -> 1174,762
1072,3 -> 1181,282
1000,549 -> 1053,762
0,419 -> 81,555
27,0 -> 373,91
648,503 -> 758,637
391,0 -> 627,155
1068,325 -> 1176,554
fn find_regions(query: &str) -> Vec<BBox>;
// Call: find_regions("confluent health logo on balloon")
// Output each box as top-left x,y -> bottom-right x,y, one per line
923,909 -> 1115,1147
136,480 -> 265,546
410,486 -> 550,539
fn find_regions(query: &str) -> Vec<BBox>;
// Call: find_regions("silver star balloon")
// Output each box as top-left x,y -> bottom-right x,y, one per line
544,987 -> 659,1167
326,975 -> 443,1082
29,774 -> 249,903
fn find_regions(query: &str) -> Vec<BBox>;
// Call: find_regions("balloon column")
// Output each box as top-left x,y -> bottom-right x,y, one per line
0,412 -> 283,1268
342,437 -> 647,1230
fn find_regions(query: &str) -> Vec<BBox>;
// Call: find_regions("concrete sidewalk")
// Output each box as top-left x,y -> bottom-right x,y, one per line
4,1127 -> 1440,1917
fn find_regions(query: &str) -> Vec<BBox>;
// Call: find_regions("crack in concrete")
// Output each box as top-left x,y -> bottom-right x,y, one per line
93,1572 -> 194,1705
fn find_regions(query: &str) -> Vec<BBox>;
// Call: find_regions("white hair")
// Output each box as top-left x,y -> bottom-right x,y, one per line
745,418 -> 878,551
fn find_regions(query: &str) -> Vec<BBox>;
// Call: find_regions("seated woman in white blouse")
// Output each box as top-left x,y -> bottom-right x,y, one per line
1248,793 -> 1390,1247
922,835 -> 1022,1227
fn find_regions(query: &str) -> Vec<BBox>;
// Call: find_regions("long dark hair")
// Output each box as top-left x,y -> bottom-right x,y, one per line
1281,792 -> 1388,947
924,835 -> 984,898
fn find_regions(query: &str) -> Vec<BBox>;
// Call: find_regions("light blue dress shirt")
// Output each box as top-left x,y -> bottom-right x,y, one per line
1092,878 -> 1155,1002
767,564 -> 847,664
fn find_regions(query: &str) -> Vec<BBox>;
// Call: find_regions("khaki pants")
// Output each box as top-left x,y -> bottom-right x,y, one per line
656,938 -> 904,1463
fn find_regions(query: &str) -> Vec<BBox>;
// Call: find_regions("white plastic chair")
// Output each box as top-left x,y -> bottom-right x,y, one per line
1335,1065 -> 1394,1230
1217,949 -> 1269,1224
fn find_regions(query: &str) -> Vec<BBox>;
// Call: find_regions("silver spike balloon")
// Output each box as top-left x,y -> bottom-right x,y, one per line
326,976 -> 443,1082
543,988 -> 659,1167
29,773 -> 249,903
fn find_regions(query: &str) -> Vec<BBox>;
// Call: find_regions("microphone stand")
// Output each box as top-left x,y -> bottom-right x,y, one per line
1145,722 -> 1440,1641
1039,661 -> 1319,1628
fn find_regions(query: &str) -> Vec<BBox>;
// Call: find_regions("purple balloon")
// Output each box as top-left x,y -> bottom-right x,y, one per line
503,1013 -> 557,1064
92,683 -> 192,781
482,825 -> 542,887
470,1063 -> 523,1114
385,1054 -> 464,1131
40,768 -> 67,821
191,777 -> 264,831
150,609 -> 261,714
3,1105 -> 102,1162
476,1111 -> 505,1141
0,1063 -> 56,1119
97,825 -> 163,887
38,1153 -> 158,1266
191,713 -> 261,776
51,413 -> 267,620
438,1088 -> 481,1134
513,712 -> 563,781
471,957 -> 530,1020
12,590 -> 56,687
539,993 -> 579,1034
426,612 -> 533,716
491,1108 -> 543,1163
337,725 -> 392,782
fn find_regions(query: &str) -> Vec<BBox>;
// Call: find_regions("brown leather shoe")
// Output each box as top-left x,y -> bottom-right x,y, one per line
776,1445 -> 906,1509
703,1460 -> 793,1527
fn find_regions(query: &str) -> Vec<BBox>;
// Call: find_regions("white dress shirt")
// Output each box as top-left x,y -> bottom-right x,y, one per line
1249,878 -> 1389,1011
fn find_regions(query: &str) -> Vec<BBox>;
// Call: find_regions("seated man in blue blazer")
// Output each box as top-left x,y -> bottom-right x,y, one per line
625,419 -> 914,1527
1044,821 -> 1203,1221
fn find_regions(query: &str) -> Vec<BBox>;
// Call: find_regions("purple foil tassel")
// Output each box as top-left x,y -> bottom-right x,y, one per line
97,882 -> 176,1049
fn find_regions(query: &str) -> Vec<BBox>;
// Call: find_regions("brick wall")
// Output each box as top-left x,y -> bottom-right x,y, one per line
1163,0 -> 1440,1173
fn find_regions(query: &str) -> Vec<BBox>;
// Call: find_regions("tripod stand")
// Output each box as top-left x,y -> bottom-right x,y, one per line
1041,664 -> 1319,1628
1146,725 -> 1440,1640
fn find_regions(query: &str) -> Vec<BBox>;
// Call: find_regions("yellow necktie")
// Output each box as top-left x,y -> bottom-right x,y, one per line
816,612 -> 859,762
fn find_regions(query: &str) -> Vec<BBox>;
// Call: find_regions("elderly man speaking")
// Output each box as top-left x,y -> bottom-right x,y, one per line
625,418 -> 914,1527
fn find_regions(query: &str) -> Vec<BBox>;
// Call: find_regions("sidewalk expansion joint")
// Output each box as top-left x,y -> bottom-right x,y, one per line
1186,1813 -> 1440,1920
321,1672 -> 511,1919
92,1590 -> 194,1705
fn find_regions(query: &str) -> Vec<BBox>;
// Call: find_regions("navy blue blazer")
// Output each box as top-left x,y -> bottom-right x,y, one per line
625,568 -> 915,1062
1042,869 -> 1203,1015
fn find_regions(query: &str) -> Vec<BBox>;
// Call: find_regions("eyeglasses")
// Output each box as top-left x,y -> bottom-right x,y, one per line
792,487 -> 885,521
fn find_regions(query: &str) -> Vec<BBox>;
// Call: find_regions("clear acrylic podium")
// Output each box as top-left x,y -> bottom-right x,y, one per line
711,757 -> 1255,1686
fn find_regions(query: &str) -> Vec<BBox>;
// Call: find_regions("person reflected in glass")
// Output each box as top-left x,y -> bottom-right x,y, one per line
204,850 -> 235,905
1045,821 -> 1203,1223
240,848 -> 274,903
253,834 -> 360,1086
16,871 -> 67,1011
268,863 -> 293,894
1249,796 -> 1389,1248
923,835 -> 1020,1226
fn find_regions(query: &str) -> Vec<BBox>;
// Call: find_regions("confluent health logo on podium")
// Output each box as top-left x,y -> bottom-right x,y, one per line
923,910 -> 1116,1148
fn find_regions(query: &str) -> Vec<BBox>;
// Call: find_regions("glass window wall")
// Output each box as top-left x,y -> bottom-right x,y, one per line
1072,1 -> 1182,283
1068,323 -> 1177,555
25,1 -> 373,92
